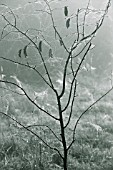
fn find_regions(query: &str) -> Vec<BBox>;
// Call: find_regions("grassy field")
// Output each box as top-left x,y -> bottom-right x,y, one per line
0,78 -> 113,170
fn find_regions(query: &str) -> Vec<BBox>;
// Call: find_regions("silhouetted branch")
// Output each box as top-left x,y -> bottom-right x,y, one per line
0,86 -> 25,95
67,86 -> 113,150
0,56 -> 52,88
0,79 -> 59,120
64,80 -> 77,128
0,1 -> 111,169
44,0 -> 69,53
1,13 -> 54,89
82,0 -> 91,37
25,124 -> 62,142
0,110 -> 63,159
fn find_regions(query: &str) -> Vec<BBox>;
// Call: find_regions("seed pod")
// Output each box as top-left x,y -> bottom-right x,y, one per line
66,18 -> 70,29
39,41 -> 42,52
23,45 -> 28,58
64,6 -> 68,17
18,49 -> 22,58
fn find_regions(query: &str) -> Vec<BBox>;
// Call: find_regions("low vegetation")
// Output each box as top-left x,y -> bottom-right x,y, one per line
0,77 -> 113,170
0,0 -> 112,169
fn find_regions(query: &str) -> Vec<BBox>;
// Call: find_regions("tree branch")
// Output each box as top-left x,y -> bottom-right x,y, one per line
0,110 -> 63,159
0,79 -> 59,120
0,56 -> 52,89
1,13 -> 54,89
25,124 -> 62,142
67,86 -> 113,151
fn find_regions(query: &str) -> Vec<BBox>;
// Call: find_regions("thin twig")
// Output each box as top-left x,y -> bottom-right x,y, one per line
25,124 -> 62,142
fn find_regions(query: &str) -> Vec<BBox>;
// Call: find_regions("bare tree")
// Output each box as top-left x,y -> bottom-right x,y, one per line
0,0 -> 112,169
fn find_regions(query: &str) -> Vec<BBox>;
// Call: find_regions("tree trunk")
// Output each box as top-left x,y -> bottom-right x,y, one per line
63,149 -> 68,170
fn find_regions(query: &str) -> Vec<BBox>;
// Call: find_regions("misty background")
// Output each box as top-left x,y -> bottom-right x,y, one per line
0,0 -> 113,82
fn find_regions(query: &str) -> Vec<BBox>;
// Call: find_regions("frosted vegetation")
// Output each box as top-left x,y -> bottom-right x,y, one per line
0,0 -> 113,169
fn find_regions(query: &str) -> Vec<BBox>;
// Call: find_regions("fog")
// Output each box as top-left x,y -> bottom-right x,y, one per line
0,0 -> 113,79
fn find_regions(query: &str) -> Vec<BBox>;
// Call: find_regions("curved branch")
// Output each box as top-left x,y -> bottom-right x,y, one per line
1,14 -> 54,89
62,42 -> 91,113
0,111 -> 63,159
25,124 -> 62,142
0,79 -> 59,121
72,0 -> 111,51
67,86 -> 113,151
59,52 -> 72,98
0,86 -> 24,95
74,42 -> 92,78
72,36 -> 93,58
44,0 -> 69,53
82,0 -> 91,37
0,56 -> 52,88
64,80 -> 77,128
0,4 -> 17,26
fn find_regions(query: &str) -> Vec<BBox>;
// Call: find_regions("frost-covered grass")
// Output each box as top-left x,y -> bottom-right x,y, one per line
0,79 -> 113,170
